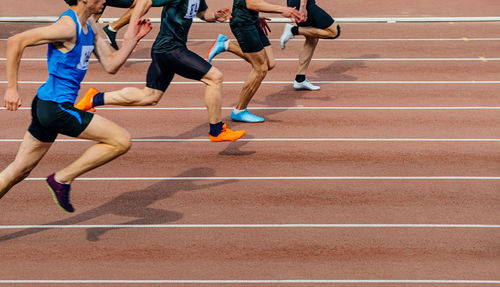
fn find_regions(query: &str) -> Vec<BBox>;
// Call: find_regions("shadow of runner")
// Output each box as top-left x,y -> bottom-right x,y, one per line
0,167 -> 236,242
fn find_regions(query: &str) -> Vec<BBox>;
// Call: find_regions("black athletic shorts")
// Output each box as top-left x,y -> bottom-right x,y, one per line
287,0 -> 334,29
28,96 -> 94,143
230,23 -> 271,53
103,0 -> 135,9
146,46 -> 212,92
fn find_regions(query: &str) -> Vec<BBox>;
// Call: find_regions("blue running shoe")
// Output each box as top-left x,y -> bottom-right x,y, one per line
231,109 -> 264,123
46,173 -> 74,213
206,34 -> 228,63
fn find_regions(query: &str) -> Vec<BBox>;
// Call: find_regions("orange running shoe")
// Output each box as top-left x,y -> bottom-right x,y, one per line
75,88 -> 99,112
209,124 -> 246,142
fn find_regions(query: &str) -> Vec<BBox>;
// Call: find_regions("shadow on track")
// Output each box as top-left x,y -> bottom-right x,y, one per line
0,167 -> 236,242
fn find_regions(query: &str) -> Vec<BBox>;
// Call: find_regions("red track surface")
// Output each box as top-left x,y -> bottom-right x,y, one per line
0,1 -> 499,286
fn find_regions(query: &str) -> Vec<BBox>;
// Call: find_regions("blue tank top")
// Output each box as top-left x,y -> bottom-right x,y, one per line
37,9 -> 95,103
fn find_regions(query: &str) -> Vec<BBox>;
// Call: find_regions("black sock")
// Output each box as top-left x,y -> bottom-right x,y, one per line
291,26 -> 299,35
295,74 -> 306,83
93,92 -> 105,107
209,122 -> 224,137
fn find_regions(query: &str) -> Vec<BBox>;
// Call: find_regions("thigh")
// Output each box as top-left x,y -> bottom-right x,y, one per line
78,114 -> 130,146
146,53 -> 175,92
301,3 -> 335,29
11,131 -> 52,170
156,47 -> 212,81
36,99 -> 94,139
231,24 -> 266,53
263,45 -> 275,68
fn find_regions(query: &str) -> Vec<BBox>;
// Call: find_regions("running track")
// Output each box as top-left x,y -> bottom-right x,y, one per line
0,1 -> 499,286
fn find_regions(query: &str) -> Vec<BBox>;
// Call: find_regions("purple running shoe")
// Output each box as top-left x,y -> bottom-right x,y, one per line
46,173 -> 74,213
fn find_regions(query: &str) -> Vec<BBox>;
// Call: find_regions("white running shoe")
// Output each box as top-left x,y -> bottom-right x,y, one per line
293,80 -> 321,91
280,23 -> 294,49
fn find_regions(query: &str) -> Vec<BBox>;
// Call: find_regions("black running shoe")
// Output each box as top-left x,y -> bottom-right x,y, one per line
103,25 -> 119,50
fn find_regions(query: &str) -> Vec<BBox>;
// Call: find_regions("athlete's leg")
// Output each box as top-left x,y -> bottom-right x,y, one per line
103,87 -> 164,106
236,49 -> 268,110
296,23 -> 338,39
200,67 -> 223,124
109,0 -> 136,31
0,132 -> 52,199
227,41 -> 250,63
53,114 -> 131,184
297,36 -> 319,75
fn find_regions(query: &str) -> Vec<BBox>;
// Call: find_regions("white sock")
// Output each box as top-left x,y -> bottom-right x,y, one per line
232,108 -> 245,115
107,25 -> 117,32
223,40 -> 229,50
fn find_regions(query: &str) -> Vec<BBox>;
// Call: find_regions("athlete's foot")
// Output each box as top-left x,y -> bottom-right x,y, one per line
103,25 -> 119,50
75,88 -> 99,112
209,124 -> 246,142
280,23 -> 294,49
293,79 -> 320,91
46,173 -> 74,213
231,109 -> 264,123
206,34 -> 228,63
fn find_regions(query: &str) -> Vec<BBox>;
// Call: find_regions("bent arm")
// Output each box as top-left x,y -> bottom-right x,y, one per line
6,19 -> 74,89
91,17 -> 151,74
197,7 -> 232,22
4,18 -> 74,110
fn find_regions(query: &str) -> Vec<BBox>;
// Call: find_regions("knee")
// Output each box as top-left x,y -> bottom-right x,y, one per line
142,90 -> 162,106
254,63 -> 269,78
326,25 -> 340,39
113,131 -> 132,155
206,68 -> 224,86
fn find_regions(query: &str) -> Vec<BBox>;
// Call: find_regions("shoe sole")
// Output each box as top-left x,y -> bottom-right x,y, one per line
46,182 -> 73,213
210,130 -> 246,142
207,37 -> 223,62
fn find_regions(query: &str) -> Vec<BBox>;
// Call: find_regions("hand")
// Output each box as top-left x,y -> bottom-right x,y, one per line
259,17 -> 271,35
214,8 -> 232,22
3,88 -> 22,111
299,6 -> 308,22
281,7 -> 305,23
135,18 -> 152,41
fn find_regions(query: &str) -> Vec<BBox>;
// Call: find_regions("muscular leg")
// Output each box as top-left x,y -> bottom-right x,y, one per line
297,23 -> 338,39
104,87 -> 164,106
54,115 -> 131,184
236,49 -> 269,110
109,1 -> 136,31
200,67 -> 223,124
0,132 -> 52,199
297,36 -> 319,75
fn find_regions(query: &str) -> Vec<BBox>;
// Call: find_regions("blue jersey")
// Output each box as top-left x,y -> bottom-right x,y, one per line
37,9 -> 95,103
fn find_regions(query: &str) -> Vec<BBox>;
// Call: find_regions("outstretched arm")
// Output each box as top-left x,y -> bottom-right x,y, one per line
91,17 -> 152,74
4,17 -> 75,111
246,0 -> 304,22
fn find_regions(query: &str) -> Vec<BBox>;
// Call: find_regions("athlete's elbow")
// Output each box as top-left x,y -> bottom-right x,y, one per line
103,63 -> 120,74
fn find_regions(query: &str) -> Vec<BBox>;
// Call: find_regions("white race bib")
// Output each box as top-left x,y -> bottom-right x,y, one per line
184,0 -> 200,19
77,45 -> 94,70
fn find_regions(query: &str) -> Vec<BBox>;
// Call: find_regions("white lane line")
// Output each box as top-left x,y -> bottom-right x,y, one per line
2,81 -> 500,84
2,57 -> 500,62
2,16 -> 500,22
22,176 -> 500,181
4,107 -> 500,111
0,280 -> 499,284
1,139 -> 500,143
1,224 -> 499,229
2,37 -> 500,42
